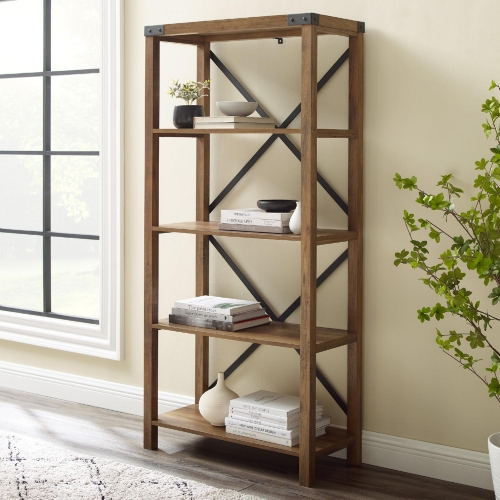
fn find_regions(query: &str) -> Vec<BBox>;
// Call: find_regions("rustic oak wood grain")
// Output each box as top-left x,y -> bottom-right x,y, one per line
347,33 -> 364,467
299,23 -> 319,488
195,42 -> 211,404
154,319 -> 357,352
144,35 -> 160,451
153,221 -> 356,245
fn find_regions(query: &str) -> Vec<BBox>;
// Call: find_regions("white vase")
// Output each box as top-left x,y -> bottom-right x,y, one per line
489,433 -> 500,497
198,372 -> 238,426
289,201 -> 301,234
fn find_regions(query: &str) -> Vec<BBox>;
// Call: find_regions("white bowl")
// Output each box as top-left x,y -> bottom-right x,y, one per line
216,101 -> 258,117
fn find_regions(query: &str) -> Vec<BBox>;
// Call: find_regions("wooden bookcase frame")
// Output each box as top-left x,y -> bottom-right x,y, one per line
144,13 -> 364,488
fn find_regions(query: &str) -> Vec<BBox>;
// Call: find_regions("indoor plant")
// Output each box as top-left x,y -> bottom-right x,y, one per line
167,79 -> 210,128
393,81 -> 500,493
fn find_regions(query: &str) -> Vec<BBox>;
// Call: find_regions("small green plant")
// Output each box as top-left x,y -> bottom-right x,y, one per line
167,79 -> 210,105
394,80 -> 500,401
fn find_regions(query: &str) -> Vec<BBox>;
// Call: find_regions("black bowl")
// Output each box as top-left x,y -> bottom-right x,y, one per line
257,199 -> 297,213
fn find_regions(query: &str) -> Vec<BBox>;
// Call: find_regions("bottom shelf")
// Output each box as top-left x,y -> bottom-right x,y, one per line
153,404 -> 354,458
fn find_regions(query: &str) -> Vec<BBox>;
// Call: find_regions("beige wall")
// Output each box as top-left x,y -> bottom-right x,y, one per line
1,0 -> 499,454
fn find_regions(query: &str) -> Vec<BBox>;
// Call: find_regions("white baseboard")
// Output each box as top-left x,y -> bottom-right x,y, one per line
0,360 -> 492,491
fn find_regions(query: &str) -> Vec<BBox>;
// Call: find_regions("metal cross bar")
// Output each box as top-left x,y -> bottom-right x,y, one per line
209,49 -> 349,214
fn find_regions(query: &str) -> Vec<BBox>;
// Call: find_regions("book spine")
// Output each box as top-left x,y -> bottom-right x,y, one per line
173,303 -> 252,315
225,426 -> 298,447
230,401 -> 295,418
169,314 -> 269,332
220,217 -> 287,227
221,210 -> 292,221
225,418 -> 298,439
172,308 -> 263,322
219,223 -> 291,234
227,410 -> 328,429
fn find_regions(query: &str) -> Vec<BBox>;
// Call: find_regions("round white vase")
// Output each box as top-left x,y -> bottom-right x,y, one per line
198,372 -> 238,426
489,433 -> 500,498
289,201 -> 301,235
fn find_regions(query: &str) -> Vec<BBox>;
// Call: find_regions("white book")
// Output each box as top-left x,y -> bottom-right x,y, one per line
227,410 -> 328,430
226,425 -> 326,447
221,209 -> 292,221
220,217 -> 288,227
225,416 -> 331,438
228,405 -> 323,421
194,123 -> 275,129
194,116 -> 275,124
230,390 -> 320,418
171,307 -> 265,323
174,296 -> 260,315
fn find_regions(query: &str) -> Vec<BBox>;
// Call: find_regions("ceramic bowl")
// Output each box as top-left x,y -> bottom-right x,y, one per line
216,101 -> 258,117
257,199 -> 297,213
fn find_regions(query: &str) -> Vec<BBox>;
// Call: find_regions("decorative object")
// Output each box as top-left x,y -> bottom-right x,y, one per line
289,201 -> 301,234
167,79 -> 210,128
489,433 -> 500,498
257,199 -> 297,213
173,105 -> 204,129
216,101 -> 258,117
198,372 -> 238,426
0,433 -> 260,500
394,81 -> 500,402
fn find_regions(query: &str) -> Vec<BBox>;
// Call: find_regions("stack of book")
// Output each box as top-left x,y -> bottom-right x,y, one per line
169,296 -> 271,332
194,116 -> 275,130
219,208 -> 292,234
225,390 -> 330,447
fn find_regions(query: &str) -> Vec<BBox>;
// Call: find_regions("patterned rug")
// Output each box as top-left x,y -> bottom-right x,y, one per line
0,433 -> 262,499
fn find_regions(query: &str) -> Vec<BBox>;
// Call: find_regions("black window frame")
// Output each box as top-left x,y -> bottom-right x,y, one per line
0,0 -> 100,325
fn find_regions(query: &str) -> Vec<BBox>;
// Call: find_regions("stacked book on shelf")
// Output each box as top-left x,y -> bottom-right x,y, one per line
225,390 -> 331,447
219,208 -> 292,234
169,295 -> 271,332
194,116 -> 276,129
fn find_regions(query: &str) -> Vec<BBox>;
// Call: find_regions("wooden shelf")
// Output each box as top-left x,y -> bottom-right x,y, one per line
153,128 -> 355,138
154,319 -> 356,353
154,222 -> 356,246
154,405 -> 355,458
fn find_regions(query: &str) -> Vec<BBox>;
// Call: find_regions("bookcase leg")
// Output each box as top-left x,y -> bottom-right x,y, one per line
347,32 -> 364,466
144,328 -> 158,450
299,23 -> 318,488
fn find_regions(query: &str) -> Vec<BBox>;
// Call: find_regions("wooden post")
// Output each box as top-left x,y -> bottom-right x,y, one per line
144,35 -> 160,450
195,42 -> 211,403
347,33 -> 364,466
299,23 -> 318,488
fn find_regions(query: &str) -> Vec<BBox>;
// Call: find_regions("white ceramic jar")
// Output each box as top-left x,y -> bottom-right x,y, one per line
289,201 -> 301,235
198,372 -> 238,426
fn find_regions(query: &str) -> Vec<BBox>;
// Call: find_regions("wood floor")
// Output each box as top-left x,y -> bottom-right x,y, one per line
0,387 -> 492,499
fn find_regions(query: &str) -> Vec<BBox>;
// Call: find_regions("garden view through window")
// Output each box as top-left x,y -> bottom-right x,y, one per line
0,0 -> 102,324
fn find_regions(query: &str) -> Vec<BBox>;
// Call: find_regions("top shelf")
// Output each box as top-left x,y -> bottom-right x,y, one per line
145,14 -> 365,43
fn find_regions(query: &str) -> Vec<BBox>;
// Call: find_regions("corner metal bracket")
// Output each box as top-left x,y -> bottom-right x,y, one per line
144,25 -> 164,36
287,13 -> 320,26
358,21 -> 366,33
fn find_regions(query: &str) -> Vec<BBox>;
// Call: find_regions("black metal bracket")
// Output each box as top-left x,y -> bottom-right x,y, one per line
358,22 -> 366,33
287,13 -> 320,26
275,38 -> 283,44
144,25 -> 164,36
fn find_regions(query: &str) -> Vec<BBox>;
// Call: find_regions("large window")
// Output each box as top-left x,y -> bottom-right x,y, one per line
0,0 -> 122,359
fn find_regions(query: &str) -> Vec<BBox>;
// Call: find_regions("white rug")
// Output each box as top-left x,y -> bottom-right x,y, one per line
0,433 -> 263,500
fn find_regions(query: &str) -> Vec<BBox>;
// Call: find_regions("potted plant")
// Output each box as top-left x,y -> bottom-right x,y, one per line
167,79 -> 210,128
393,80 -> 500,493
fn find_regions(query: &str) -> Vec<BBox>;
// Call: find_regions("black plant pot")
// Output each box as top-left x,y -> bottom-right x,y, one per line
173,105 -> 204,129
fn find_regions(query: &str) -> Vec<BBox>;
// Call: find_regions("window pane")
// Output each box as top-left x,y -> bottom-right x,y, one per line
51,74 -> 101,151
0,156 -> 43,231
0,78 -> 43,151
51,156 -> 100,235
0,233 -> 43,311
0,0 -> 43,74
51,238 -> 100,319
52,0 -> 101,71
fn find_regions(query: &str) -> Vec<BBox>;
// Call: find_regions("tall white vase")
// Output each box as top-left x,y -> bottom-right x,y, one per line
289,201 -> 301,235
198,372 -> 238,426
489,433 -> 500,497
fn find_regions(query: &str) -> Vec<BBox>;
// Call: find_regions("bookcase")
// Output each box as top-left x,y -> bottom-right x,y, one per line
144,13 -> 364,488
